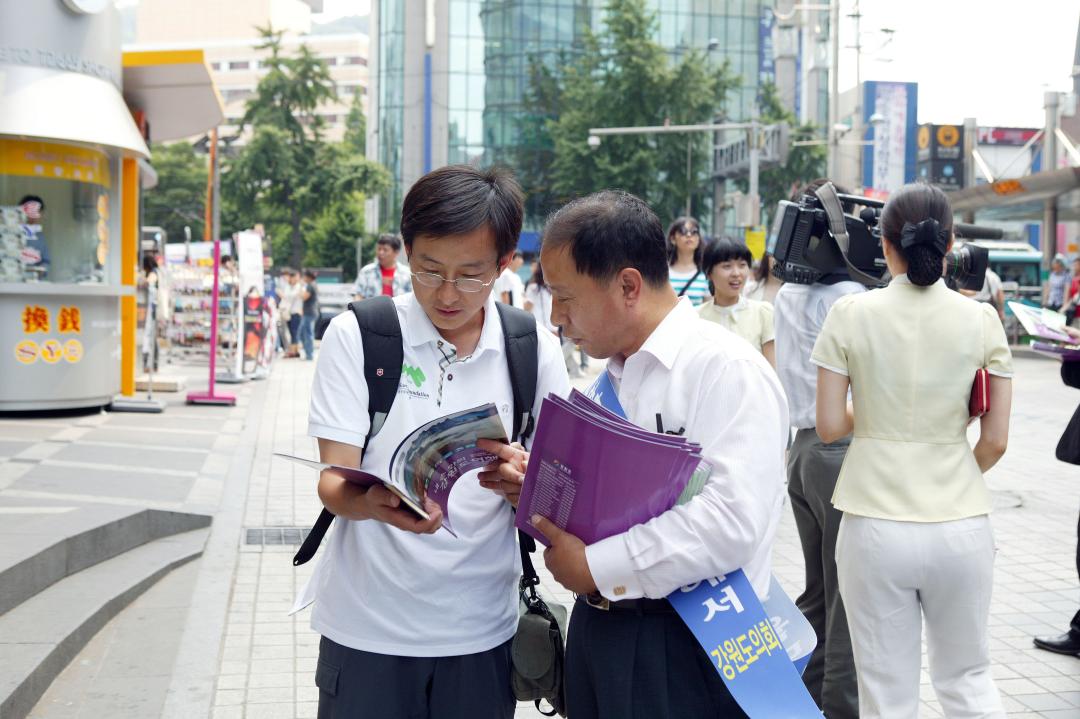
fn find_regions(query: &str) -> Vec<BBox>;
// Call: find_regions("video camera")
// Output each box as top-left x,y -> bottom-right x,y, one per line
769,182 -> 1001,291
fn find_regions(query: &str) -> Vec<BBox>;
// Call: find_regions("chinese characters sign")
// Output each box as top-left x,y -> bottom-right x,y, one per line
13,304 -> 83,365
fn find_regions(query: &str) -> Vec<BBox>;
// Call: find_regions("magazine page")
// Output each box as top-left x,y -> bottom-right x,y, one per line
271,453 -> 433,521
388,403 -> 508,533
516,396 -> 697,547
1008,301 -> 1072,343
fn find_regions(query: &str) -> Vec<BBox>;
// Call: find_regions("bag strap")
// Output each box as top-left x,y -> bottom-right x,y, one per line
293,296 -> 403,566
495,302 -> 539,445
677,270 -> 701,298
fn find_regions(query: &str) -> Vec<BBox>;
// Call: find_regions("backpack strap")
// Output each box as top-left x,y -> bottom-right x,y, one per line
293,296 -> 402,566
495,302 -> 539,444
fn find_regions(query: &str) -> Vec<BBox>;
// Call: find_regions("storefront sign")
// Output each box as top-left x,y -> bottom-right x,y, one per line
0,46 -> 118,85
15,304 -> 84,364
0,139 -> 111,188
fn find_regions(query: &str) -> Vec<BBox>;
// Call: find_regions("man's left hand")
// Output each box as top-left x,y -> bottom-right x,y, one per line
530,515 -> 598,595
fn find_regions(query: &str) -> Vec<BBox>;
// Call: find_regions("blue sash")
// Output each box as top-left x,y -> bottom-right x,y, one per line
586,371 -> 821,716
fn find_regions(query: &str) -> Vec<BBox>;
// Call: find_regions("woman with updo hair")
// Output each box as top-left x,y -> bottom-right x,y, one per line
812,182 -> 1012,718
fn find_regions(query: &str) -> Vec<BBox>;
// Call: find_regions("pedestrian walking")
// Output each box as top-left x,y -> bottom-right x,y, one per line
1034,325 -> 1080,656
524,262 -> 581,378
482,190 -> 788,719
494,250 -> 526,308
298,269 -> 319,360
813,182 -> 1012,719
299,165 -> 569,718
1059,257 -> 1080,324
1045,253 -> 1070,311
744,252 -> 784,305
696,236 -> 775,366
773,179 -> 865,719
666,216 -> 709,306
354,233 -> 412,300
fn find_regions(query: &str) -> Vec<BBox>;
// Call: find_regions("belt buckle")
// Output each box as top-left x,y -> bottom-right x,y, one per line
583,592 -> 610,611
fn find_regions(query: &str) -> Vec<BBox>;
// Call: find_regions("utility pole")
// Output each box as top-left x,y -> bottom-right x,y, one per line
1043,91 -> 1060,271
827,0 -> 840,179
962,117 -> 977,224
850,0 -> 863,190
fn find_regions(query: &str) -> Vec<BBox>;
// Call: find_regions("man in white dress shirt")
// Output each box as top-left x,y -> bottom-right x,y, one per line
481,191 -> 789,718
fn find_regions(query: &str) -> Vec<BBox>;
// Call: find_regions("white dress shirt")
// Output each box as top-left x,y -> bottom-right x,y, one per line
584,298 -> 789,600
772,280 -> 866,429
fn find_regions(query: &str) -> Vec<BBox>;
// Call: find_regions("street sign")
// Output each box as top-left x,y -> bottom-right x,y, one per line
916,123 -> 964,162
712,123 -> 790,179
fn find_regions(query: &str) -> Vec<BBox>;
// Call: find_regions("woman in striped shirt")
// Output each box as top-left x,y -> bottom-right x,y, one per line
666,216 -> 710,305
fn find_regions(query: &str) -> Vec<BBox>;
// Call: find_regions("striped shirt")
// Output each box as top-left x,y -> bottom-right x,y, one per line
668,267 -> 710,306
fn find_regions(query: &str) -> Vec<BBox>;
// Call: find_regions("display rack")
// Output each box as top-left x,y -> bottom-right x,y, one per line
166,265 -> 240,367
0,206 -> 28,282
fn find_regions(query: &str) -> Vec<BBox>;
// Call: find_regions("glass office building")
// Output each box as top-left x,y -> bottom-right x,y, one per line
374,0 -> 769,233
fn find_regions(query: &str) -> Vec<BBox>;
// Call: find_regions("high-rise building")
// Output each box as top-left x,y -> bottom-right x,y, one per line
125,0 -> 367,143
372,0 -> 797,234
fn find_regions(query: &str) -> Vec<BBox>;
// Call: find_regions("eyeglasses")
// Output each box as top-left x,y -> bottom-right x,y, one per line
410,270 -> 499,293
678,228 -> 700,237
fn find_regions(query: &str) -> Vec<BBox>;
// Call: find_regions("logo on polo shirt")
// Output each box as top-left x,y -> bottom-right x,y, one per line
398,363 -> 431,400
402,363 -> 426,388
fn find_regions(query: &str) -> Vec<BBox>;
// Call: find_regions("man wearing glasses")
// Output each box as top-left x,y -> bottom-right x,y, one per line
301,165 -> 570,718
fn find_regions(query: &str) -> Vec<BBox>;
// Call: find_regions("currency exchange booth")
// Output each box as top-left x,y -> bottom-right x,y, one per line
0,0 -> 222,410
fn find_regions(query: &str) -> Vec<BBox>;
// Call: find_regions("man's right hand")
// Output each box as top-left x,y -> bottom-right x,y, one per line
353,484 -> 443,534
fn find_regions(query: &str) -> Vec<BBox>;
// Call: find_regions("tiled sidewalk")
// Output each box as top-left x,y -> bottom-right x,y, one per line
213,354 -> 1080,718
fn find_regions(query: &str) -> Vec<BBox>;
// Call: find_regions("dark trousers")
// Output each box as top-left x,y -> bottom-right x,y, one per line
787,428 -> 858,719
565,598 -> 749,719
315,636 -> 515,719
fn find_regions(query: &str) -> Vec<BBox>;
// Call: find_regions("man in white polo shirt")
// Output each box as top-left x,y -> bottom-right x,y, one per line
481,190 -> 789,718
301,165 -> 569,718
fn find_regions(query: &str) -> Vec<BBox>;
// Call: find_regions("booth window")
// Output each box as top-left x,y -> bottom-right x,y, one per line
0,139 -> 120,285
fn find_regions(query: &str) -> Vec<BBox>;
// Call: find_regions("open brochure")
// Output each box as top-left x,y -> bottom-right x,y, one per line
1008,301 -> 1080,358
515,389 -> 710,547
276,403 -> 508,535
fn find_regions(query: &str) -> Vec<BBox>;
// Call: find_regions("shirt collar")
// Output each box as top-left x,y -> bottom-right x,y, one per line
403,292 -> 502,357
627,297 -> 697,370
702,295 -> 747,315
890,274 -> 945,289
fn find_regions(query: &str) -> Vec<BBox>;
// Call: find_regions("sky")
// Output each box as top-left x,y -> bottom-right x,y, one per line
836,0 -> 1078,128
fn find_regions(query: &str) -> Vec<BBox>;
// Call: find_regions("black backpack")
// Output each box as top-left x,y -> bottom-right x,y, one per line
292,295 -> 541,565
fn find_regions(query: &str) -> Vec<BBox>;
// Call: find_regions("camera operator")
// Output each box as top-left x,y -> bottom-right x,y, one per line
772,179 -> 864,718
812,182 -> 1012,717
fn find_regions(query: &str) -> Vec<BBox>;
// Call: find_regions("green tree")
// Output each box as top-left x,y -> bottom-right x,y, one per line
344,91 -> 366,156
222,27 -> 388,270
528,0 -> 738,227
303,191 -> 366,278
735,80 -> 827,224
143,141 -> 207,243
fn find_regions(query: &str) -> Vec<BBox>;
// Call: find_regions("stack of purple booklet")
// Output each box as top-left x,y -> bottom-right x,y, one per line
516,389 -> 708,547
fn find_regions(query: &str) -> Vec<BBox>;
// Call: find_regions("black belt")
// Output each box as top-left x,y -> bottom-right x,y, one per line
578,593 -> 675,614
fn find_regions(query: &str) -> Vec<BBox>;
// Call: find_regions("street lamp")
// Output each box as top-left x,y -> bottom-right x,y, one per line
587,135 -> 602,150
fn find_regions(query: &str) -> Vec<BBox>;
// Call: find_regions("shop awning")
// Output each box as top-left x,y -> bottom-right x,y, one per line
122,50 -> 224,143
949,166 -> 1080,213
0,64 -> 150,158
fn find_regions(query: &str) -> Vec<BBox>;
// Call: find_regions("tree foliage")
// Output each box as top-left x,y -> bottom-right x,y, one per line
521,0 -> 738,228
221,26 -> 389,273
735,80 -> 827,224
143,142 -> 207,244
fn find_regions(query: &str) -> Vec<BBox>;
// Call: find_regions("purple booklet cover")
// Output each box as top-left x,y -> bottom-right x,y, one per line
276,403 -> 508,535
516,394 -> 703,547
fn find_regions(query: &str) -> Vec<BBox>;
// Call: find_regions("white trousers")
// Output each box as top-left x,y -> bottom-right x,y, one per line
836,514 -> 1005,719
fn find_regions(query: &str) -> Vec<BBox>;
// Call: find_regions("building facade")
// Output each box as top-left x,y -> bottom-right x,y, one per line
126,0 -> 366,142
371,0 -> 797,234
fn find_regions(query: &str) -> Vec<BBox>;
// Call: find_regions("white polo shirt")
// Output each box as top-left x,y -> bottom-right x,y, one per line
300,293 -> 570,657
585,298 -> 789,600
